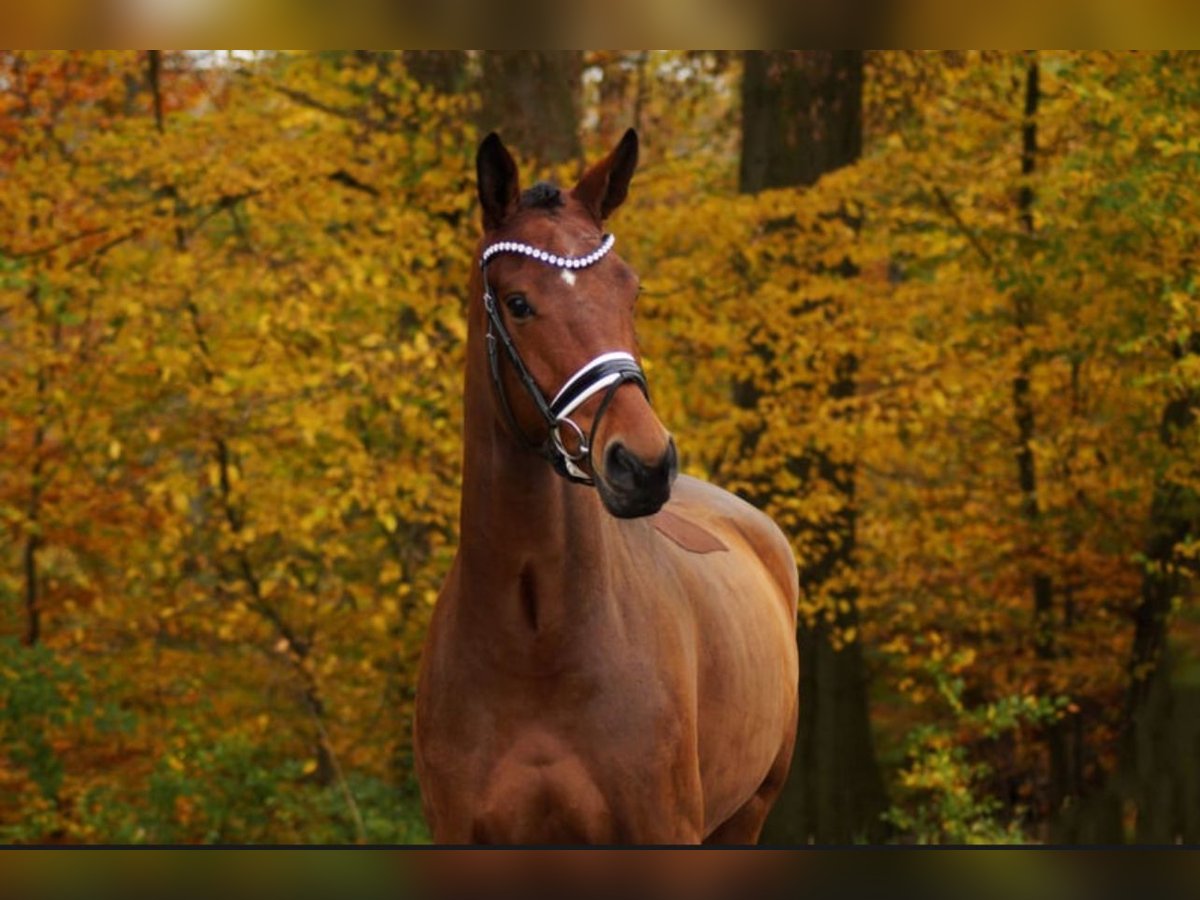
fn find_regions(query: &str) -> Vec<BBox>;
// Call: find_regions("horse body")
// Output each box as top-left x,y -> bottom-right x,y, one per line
417,475 -> 797,844
414,130 -> 798,844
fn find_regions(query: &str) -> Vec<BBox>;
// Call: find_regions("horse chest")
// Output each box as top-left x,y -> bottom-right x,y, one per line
423,696 -> 700,844
417,591 -> 701,842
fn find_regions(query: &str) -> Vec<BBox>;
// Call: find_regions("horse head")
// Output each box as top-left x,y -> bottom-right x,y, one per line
473,129 -> 677,518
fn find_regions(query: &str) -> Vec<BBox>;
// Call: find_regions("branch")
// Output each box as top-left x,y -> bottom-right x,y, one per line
259,79 -> 401,135
931,185 -> 994,267
0,226 -> 110,262
65,230 -> 139,270
328,169 -> 380,197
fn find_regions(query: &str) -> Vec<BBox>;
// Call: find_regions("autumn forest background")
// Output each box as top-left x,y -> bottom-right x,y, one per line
1,50 -> 1198,844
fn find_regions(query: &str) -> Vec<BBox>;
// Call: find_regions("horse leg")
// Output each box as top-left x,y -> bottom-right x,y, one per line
702,710 -> 798,845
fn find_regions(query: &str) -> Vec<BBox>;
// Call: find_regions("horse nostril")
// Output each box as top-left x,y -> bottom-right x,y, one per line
605,440 -> 677,494
605,442 -> 641,492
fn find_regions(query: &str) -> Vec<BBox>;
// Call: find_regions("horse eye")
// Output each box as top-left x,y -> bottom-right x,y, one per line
505,294 -> 535,319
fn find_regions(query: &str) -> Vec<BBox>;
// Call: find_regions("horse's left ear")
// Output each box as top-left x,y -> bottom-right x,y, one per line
572,128 -> 638,223
477,131 -> 520,232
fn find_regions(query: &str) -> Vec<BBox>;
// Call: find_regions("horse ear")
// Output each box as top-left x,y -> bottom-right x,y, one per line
572,128 -> 638,223
476,132 -> 520,231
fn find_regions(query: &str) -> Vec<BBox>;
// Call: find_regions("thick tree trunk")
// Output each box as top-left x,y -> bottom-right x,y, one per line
1116,330 -> 1200,842
781,358 -> 889,844
403,51 -> 468,94
739,51 -> 862,193
478,52 -> 582,168
739,50 -> 887,845
1056,350 -> 1200,842
1127,332 -> 1199,715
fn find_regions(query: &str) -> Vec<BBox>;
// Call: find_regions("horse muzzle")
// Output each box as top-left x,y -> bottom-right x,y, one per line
596,437 -> 678,519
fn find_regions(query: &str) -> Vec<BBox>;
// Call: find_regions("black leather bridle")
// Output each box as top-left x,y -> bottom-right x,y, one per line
479,233 -> 649,485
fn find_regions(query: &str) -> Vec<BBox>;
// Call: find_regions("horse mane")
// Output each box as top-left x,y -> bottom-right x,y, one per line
521,181 -> 564,210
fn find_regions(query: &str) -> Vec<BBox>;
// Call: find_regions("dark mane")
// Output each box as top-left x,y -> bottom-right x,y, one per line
520,181 -> 564,210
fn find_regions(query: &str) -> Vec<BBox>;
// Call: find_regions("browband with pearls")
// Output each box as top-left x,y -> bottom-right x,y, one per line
481,233 -> 616,269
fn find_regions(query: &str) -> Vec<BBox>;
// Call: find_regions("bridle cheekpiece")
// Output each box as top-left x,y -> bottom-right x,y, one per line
479,232 -> 649,485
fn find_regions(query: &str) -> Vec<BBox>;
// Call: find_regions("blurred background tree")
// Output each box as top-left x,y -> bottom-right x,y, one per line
0,50 -> 1197,844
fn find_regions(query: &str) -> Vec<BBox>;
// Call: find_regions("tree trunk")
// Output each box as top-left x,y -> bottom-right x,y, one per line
1057,370 -> 1200,842
1127,331 -> 1199,715
22,287 -> 48,647
1010,56 -> 1075,827
478,52 -> 582,168
403,51 -> 468,95
1117,328 -> 1200,842
22,392 -> 44,647
781,361 -> 889,844
740,50 -> 888,845
739,51 -> 863,193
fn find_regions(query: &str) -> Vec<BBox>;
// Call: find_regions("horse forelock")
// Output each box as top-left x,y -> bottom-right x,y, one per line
520,181 -> 564,211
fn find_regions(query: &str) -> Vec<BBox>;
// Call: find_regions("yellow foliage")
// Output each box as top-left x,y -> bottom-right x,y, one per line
0,50 -> 1197,843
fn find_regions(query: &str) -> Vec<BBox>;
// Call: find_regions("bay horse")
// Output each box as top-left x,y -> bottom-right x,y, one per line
414,129 -> 799,844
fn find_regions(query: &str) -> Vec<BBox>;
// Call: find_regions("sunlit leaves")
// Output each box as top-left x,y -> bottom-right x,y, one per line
1,50 -> 1196,843
0,50 -> 474,842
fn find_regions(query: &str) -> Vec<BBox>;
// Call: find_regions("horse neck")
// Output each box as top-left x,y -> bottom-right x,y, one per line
455,303 -> 613,633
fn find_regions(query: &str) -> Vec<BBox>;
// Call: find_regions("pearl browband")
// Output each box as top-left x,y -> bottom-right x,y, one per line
478,232 -> 648,485
480,233 -> 616,270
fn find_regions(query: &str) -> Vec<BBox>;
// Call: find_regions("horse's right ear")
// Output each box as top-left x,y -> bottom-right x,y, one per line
476,132 -> 520,232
